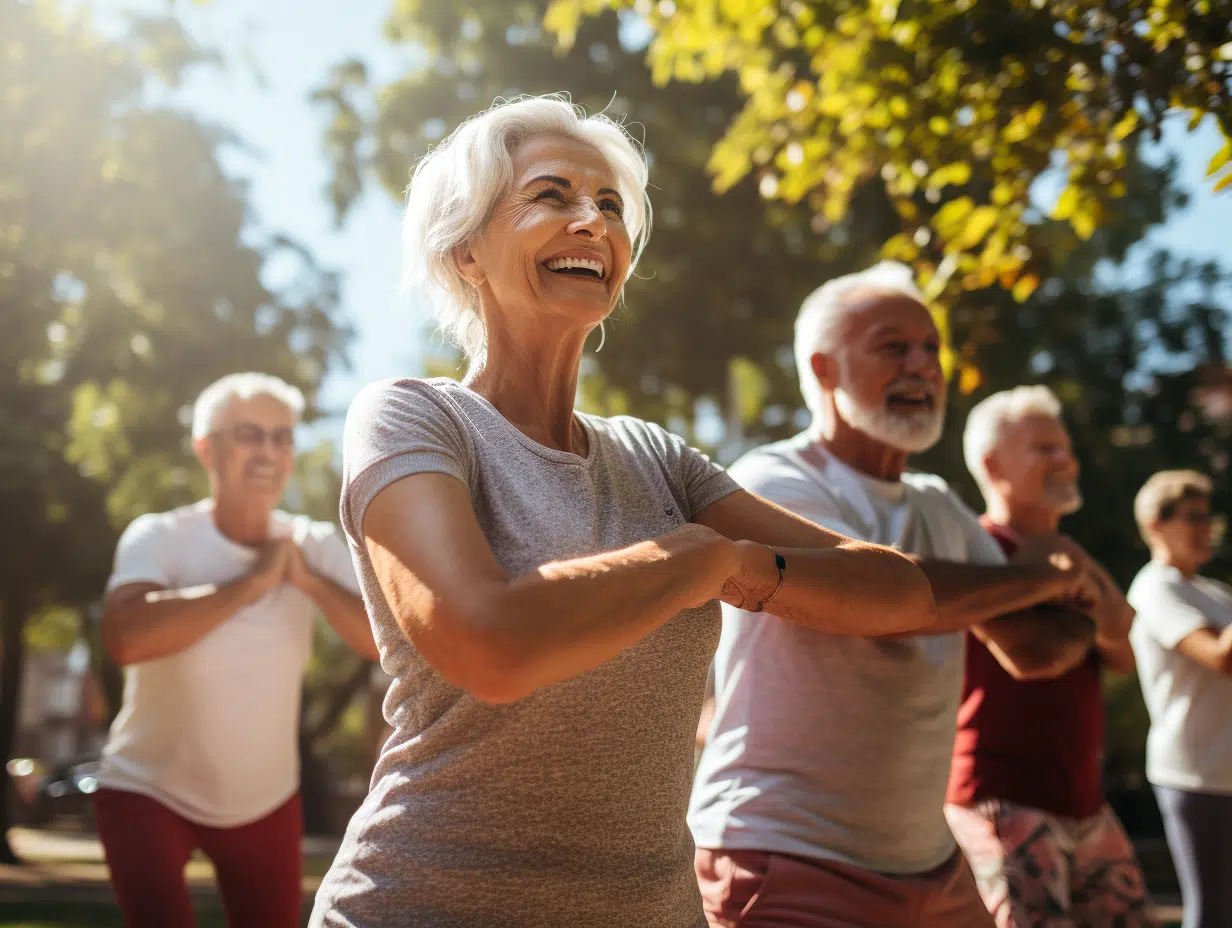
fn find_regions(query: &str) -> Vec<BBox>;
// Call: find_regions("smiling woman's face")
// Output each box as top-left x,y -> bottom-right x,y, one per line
457,134 -> 633,332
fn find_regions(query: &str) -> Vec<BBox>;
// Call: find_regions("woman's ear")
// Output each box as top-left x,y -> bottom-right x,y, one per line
453,240 -> 486,288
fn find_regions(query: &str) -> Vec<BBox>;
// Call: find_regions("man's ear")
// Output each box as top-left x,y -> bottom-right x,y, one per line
192,435 -> 214,472
453,240 -> 486,288
810,351 -> 840,392
983,451 -> 1004,484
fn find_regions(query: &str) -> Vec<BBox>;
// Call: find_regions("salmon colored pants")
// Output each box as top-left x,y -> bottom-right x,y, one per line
696,847 -> 995,928
94,787 -> 302,928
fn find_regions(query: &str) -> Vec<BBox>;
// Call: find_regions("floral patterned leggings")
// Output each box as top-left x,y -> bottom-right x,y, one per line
945,800 -> 1157,928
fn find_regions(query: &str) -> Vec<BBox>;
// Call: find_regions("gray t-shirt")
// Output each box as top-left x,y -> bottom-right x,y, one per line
311,378 -> 739,928
689,434 -> 1006,874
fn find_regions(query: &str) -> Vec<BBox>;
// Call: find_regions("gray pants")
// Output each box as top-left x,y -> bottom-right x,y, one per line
1154,786 -> 1232,928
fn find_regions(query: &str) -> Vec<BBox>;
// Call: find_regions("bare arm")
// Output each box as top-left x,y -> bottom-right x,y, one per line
907,560 -> 1076,634
973,606 -> 1096,681
286,545 -> 378,662
1033,536 -> 1135,674
1175,624 -> 1232,676
897,558 -> 1098,680
1082,559 -> 1136,674
364,473 -> 739,704
693,489 -> 936,637
101,543 -> 288,666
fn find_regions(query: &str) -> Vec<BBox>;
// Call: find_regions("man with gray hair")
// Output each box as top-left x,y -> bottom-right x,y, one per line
945,385 -> 1152,927
690,263 -> 1111,926
94,373 -> 377,928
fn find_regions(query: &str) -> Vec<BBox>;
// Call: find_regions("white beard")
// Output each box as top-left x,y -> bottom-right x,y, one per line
1045,482 -> 1084,516
835,387 -> 945,453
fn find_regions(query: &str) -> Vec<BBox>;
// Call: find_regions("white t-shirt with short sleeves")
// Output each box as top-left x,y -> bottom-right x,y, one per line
689,433 -> 1007,874
100,499 -> 361,827
1128,560 -> 1232,794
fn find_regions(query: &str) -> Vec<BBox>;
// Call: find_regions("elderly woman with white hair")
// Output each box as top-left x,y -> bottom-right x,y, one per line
309,96 -> 935,927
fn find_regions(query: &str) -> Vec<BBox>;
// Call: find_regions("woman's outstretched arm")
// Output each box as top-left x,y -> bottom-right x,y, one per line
365,472 -> 740,704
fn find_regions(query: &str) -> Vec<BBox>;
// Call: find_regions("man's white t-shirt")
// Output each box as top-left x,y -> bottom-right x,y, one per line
100,500 -> 361,827
1128,560 -> 1232,795
689,434 -> 1006,874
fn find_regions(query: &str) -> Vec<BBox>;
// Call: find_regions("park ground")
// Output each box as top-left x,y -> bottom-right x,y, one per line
0,827 -> 1185,927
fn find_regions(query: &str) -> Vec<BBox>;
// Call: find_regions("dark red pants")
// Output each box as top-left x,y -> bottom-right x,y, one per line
94,787 -> 302,928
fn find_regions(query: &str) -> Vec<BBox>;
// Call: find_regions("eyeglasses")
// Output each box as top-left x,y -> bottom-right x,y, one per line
215,422 -> 295,450
1169,511 -> 1213,526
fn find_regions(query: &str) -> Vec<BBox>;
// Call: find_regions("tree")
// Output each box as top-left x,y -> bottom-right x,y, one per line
1,0 -> 347,861
548,1 -> 1232,322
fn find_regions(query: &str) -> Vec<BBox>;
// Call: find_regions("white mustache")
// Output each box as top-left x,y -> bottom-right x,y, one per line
884,377 -> 939,401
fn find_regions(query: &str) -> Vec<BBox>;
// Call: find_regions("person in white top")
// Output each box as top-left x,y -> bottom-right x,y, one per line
95,372 -> 377,928
690,262 -> 1122,927
1128,469 -> 1232,928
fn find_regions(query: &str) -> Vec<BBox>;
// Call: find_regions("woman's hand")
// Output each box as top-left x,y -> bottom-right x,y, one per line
655,523 -> 741,609
718,541 -> 781,612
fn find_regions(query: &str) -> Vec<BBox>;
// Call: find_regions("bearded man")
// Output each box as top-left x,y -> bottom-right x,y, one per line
689,264 -> 1113,928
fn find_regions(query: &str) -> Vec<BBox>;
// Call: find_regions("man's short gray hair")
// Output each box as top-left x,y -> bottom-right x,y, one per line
402,94 -> 652,368
191,372 -> 305,440
793,261 -> 925,418
963,385 -> 1064,489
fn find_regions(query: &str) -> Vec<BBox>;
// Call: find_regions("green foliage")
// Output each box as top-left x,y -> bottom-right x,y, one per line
549,0 -> 1232,323
1,0 -> 348,622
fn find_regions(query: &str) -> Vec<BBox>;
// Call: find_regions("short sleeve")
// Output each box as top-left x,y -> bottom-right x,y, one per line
340,379 -> 474,543
1129,573 -> 1214,650
106,514 -> 174,593
728,454 -> 860,538
959,512 -> 1008,567
298,521 -> 362,595
649,425 -> 739,519
932,483 -> 1007,567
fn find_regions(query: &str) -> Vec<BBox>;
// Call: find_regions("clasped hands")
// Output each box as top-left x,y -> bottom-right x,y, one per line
249,537 -> 317,599
1012,533 -> 1135,639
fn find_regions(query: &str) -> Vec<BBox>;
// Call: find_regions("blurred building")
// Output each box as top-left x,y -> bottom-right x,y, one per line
16,641 -> 104,765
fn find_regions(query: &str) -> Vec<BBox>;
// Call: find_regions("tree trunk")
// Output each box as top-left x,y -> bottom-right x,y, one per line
0,593 -> 30,865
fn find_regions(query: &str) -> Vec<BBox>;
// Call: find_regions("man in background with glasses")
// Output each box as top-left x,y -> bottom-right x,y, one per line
94,372 -> 377,928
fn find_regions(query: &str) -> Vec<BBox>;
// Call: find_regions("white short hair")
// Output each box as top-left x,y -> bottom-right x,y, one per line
963,385 -> 1064,488
191,372 -> 305,440
402,94 -> 652,367
793,261 -> 925,418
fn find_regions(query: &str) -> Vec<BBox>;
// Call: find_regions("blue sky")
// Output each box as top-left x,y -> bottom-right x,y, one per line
92,0 -> 1232,444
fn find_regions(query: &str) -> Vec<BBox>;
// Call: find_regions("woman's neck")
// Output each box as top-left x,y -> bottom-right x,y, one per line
465,317 -> 593,455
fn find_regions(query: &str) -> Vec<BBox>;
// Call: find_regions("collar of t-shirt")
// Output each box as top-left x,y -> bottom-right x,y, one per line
804,444 -> 913,548
979,517 -> 1021,558
194,499 -> 293,562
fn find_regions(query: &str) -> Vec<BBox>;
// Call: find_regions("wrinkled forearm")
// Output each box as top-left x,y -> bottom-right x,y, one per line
975,605 -> 1096,681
